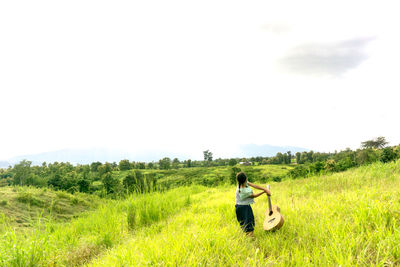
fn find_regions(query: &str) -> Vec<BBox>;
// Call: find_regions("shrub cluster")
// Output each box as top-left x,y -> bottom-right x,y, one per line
288,146 -> 400,179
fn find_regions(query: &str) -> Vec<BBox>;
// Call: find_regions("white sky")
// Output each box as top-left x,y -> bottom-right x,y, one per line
1,0 -> 399,160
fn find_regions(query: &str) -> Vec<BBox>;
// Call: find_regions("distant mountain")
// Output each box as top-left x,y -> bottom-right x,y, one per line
237,144 -> 308,158
0,161 -> 11,168
5,144 -> 309,165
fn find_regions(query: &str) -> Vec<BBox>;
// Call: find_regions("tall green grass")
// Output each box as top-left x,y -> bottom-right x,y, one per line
0,185 -> 206,266
0,186 -> 101,228
1,161 -> 399,266
88,161 -> 400,266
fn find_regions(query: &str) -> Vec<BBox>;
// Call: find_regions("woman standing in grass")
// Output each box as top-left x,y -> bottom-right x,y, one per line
235,172 -> 270,236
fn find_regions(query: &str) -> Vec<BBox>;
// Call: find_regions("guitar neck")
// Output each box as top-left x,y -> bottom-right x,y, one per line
268,194 -> 273,213
267,185 -> 272,213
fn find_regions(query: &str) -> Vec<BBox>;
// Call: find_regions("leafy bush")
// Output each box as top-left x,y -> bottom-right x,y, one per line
259,175 -> 269,183
355,149 -> 379,165
272,176 -> 282,182
336,157 -> 356,171
77,178 -> 90,193
26,174 -> 47,187
229,167 -> 241,184
380,147 -> 398,163
102,173 -> 120,194
241,167 -> 262,182
228,159 -> 237,166
324,159 -> 336,172
308,161 -> 325,174
288,165 -> 308,178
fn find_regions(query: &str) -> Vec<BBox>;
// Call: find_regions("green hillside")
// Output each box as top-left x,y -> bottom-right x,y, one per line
113,164 -> 293,188
88,161 -> 400,266
0,186 -> 102,229
1,161 -> 399,266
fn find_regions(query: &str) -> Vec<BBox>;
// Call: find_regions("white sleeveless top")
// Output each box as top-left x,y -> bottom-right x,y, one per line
235,183 -> 254,205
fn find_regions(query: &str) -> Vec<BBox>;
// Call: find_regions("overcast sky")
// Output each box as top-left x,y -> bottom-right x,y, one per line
1,0 -> 399,160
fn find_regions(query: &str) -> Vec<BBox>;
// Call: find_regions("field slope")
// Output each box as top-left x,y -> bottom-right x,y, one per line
0,186 -> 101,229
88,161 -> 400,266
1,161 -> 399,266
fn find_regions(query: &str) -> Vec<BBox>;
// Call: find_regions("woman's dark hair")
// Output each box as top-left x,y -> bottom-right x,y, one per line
236,172 -> 247,192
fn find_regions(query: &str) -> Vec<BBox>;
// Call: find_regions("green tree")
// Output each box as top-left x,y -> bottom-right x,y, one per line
186,159 -> 192,168
287,151 -> 292,164
276,153 -> 283,164
77,178 -> 90,193
123,173 -> 136,193
98,162 -> 112,176
102,172 -> 119,194
306,151 -> 314,163
228,158 -> 237,166
48,173 -> 62,189
130,161 -> 136,169
172,158 -> 180,169
355,148 -> 379,165
13,160 -> 32,186
395,145 -> 400,156
77,165 -> 90,178
288,165 -> 308,178
361,136 -> 388,149
159,157 -> 171,170
324,159 -> 336,172
282,153 -> 288,164
203,150 -> 213,166
336,157 -> 356,171
119,159 -> 131,171
380,147 -> 398,163
300,152 -> 309,164
90,162 -> 102,172
296,152 -> 301,164
230,167 -> 241,184
137,162 -> 146,169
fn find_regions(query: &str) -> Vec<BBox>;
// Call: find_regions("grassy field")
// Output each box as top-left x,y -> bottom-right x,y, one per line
87,160 -> 400,266
0,185 -> 207,266
1,161 -> 399,266
0,187 -> 102,229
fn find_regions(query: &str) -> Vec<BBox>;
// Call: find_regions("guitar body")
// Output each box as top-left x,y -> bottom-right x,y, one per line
263,205 -> 284,231
263,185 -> 284,231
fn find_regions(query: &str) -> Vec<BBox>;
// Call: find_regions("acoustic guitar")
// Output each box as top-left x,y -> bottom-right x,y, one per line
263,185 -> 284,231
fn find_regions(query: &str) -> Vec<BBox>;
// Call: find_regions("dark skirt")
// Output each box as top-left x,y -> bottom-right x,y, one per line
235,204 -> 255,232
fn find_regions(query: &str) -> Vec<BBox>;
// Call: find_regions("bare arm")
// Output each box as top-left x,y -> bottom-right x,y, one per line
248,182 -> 271,196
249,191 -> 265,199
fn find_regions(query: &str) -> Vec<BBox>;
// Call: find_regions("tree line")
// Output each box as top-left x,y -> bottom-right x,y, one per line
1,137 -> 398,197
288,137 -> 399,178
0,161 -> 158,198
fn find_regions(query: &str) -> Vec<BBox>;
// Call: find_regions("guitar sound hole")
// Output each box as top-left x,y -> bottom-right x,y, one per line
268,218 -> 276,223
